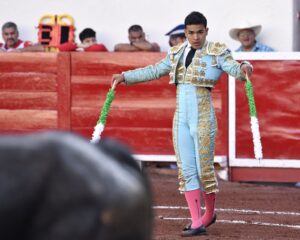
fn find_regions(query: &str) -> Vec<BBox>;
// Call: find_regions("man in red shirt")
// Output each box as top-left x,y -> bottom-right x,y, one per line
0,22 -> 44,52
59,28 -> 108,52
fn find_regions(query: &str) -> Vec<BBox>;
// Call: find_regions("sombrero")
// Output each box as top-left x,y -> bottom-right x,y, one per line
229,22 -> 262,41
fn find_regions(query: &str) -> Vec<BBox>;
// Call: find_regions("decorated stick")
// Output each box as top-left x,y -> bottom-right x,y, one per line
90,82 -> 116,144
244,74 -> 263,160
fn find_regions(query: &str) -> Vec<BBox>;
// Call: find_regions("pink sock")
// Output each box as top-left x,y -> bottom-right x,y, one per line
202,192 -> 216,227
184,189 -> 202,228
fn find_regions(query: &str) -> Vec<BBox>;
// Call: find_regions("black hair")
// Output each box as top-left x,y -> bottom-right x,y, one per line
79,28 -> 96,42
168,33 -> 186,47
96,137 -> 141,172
184,11 -> 207,28
0,131 -> 153,240
128,24 -> 143,33
2,22 -> 18,32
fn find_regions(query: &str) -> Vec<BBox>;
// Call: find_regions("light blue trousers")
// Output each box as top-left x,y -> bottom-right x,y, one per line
173,84 -> 218,193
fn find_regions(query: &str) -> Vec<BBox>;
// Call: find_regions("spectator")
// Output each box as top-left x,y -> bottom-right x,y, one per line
165,24 -> 186,47
0,131 -> 152,240
114,24 -> 160,52
229,22 -> 274,52
59,28 -> 108,52
0,22 -> 45,52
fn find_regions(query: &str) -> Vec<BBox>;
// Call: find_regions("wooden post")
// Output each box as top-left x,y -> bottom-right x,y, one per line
57,52 -> 71,130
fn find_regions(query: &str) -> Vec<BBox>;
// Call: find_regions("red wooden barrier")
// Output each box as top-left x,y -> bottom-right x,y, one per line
0,53 -> 58,132
1,52 -> 299,182
236,60 -> 300,160
231,58 -> 300,182
0,52 -> 227,156
70,52 -> 227,155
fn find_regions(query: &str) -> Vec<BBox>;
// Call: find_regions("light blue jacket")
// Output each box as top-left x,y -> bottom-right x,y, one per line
124,41 -> 245,88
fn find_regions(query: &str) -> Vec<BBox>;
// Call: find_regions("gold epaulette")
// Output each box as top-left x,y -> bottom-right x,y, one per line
169,42 -> 185,54
206,42 -> 228,55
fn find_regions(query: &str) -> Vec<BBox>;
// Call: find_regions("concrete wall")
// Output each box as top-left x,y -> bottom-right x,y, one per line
0,0 -> 297,52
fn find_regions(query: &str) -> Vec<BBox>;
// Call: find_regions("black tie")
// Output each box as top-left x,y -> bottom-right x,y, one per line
185,47 -> 196,68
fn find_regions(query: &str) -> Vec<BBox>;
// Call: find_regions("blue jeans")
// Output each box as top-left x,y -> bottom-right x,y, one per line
173,84 -> 218,193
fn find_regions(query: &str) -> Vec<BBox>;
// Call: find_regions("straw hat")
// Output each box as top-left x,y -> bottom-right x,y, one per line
229,22 -> 262,41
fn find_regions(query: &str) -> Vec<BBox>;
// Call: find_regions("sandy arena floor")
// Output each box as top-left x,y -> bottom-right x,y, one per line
145,167 -> 300,240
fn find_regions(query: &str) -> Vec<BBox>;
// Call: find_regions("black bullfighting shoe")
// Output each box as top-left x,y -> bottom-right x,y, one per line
206,214 -> 217,228
182,222 -> 191,231
181,224 -> 207,237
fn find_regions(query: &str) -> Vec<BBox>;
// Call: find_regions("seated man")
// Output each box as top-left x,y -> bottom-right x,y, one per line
229,23 -> 274,52
0,22 -> 45,52
114,24 -> 160,52
59,28 -> 108,52
0,131 -> 152,240
165,24 -> 186,47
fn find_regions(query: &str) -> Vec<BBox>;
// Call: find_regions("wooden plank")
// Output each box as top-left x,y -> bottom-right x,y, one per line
71,106 -> 174,128
71,75 -> 171,87
0,72 -> 57,91
71,75 -> 171,85
72,92 -> 176,108
0,129 -> 38,134
0,92 -> 57,109
57,53 -> 71,130
72,81 -> 175,100
72,75 -> 111,84
230,167 -> 300,182
71,75 -> 177,109
71,52 -> 167,76
0,109 -> 57,130
214,74 -> 228,156
235,60 -> 300,159
0,53 -> 57,73
72,127 -> 174,154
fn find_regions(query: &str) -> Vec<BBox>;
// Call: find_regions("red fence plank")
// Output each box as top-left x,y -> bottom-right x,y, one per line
57,53 -> 71,130
213,74 -> 228,156
74,127 -> 174,154
0,53 -> 57,73
236,60 -> 300,159
72,106 -> 174,128
72,78 -> 174,99
0,72 -> 57,91
70,52 -> 226,157
231,167 -> 300,182
71,52 -> 167,75
0,52 -> 298,182
0,110 -> 57,130
0,92 -> 57,109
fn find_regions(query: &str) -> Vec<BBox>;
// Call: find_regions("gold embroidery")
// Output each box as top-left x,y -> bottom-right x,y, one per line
173,87 -> 186,193
169,49 -> 218,88
211,56 -> 217,66
170,62 -> 217,88
197,91 -> 219,193
199,70 -> 205,77
172,77 -> 217,88
193,58 -> 201,66
196,87 -> 210,94
177,65 -> 184,73
207,42 -> 227,55
169,73 -> 174,80
192,69 -> 199,75
170,44 -> 221,193
169,43 -> 183,54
